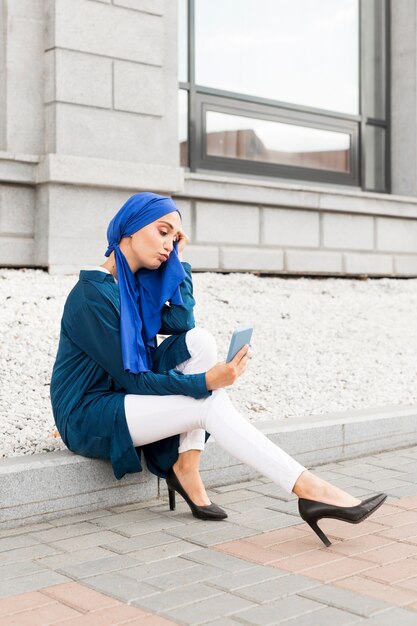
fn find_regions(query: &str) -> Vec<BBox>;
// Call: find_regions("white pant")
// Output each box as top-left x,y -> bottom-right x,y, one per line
125,328 -> 305,494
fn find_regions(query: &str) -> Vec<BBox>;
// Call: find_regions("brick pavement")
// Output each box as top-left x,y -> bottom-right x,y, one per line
0,446 -> 417,624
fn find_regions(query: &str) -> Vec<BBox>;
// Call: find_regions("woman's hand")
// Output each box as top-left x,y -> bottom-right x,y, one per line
176,229 -> 189,261
205,345 -> 250,391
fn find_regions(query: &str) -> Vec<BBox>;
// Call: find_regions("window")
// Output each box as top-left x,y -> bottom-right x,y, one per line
178,0 -> 389,191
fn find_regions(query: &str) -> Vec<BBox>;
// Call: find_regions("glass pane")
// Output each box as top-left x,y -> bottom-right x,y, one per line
206,111 -> 351,173
364,125 -> 385,190
179,89 -> 188,166
361,0 -> 386,119
178,0 -> 188,82
196,0 -> 359,114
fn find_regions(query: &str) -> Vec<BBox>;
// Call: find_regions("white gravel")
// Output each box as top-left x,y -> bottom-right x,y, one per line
1,268 -> 417,459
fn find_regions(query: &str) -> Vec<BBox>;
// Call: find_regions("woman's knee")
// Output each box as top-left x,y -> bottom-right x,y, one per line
185,327 -> 218,363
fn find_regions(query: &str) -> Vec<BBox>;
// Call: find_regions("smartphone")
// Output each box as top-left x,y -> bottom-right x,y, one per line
226,326 -> 253,363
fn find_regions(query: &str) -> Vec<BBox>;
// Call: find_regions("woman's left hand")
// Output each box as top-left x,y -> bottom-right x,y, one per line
176,229 -> 189,260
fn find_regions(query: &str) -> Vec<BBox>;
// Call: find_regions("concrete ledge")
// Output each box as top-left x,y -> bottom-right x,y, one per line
1,404 -> 416,529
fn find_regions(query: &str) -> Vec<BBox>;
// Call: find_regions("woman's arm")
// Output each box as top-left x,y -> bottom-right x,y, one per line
159,261 -> 196,334
66,289 -> 209,400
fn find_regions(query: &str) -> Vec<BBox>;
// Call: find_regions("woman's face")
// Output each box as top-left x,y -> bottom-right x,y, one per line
129,211 -> 182,270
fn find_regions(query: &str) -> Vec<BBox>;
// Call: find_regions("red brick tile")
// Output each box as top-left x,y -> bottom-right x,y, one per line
397,575 -> 417,592
51,604 -> 148,626
377,522 -> 417,541
268,535 -> 327,557
130,616 -> 177,625
376,511 -> 417,528
335,575 -> 417,607
370,503 -> 408,519
319,519 -> 389,541
41,583 -> 120,613
300,556 -> 375,582
215,539 -> 282,564
392,496 -> 417,510
0,602 -> 81,626
0,591 -> 55,617
244,525 -> 308,547
362,558 -> 417,583
269,548 -> 344,573
327,534 -> 393,557
358,541 -> 417,564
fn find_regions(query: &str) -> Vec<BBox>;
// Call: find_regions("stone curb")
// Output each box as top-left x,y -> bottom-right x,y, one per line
1,404 -> 416,528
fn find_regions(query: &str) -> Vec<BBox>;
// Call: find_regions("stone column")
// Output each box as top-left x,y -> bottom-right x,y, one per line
390,0 -> 417,197
37,0 -> 183,272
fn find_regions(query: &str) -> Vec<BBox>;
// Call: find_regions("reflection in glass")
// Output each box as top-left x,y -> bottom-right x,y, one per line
178,0 -> 188,83
206,112 -> 350,173
196,0 -> 359,114
364,125 -> 385,191
179,90 -> 188,166
361,0 -> 386,119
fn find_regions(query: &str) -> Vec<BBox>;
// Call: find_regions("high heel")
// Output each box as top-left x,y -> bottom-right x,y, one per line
166,467 -> 228,520
298,493 -> 387,547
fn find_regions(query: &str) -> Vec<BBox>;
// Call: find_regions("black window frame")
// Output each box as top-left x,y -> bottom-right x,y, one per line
179,0 -> 390,192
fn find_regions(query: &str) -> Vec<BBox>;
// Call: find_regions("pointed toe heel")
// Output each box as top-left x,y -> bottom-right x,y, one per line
298,493 -> 387,548
166,467 -> 227,521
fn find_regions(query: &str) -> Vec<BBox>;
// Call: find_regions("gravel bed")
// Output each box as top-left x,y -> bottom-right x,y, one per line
1,268 -> 417,458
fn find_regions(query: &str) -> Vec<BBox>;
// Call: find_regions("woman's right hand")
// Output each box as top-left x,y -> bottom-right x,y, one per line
205,345 -> 250,391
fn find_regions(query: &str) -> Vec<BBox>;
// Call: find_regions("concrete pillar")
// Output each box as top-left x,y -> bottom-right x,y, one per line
390,0 -> 417,196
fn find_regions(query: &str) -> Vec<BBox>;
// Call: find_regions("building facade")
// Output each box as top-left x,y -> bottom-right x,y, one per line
0,0 -> 417,275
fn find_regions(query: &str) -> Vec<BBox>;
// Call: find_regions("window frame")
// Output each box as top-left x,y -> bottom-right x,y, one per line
179,0 -> 390,192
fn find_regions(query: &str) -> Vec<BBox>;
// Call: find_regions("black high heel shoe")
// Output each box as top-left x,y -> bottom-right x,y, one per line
166,467 -> 228,520
298,493 -> 387,547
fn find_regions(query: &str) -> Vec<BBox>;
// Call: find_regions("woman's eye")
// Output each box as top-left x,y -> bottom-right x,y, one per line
160,231 -> 168,237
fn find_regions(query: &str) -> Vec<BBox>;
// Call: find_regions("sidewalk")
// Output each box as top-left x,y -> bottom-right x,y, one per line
1,448 -> 417,625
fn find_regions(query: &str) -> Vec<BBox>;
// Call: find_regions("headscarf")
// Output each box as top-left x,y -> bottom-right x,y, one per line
105,192 -> 186,373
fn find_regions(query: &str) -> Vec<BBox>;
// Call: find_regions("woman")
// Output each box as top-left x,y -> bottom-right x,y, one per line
50,192 -> 386,547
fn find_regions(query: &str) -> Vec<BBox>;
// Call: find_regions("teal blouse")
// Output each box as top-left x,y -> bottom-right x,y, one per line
50,262 -> 211,480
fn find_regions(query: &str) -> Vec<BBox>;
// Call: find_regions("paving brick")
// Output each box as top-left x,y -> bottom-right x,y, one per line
114,517 -> 185,537
0,534 -> 39,553
85,572 -> 159,602
0,571 -> 71,598
0,543 -> 60,565
102,531 -> 179,554
397,574 -> 417,591
92,509 -> 162,529
215,539 -> 283,564
0,560 -> 48,582
326,533 -> 393,557
377,522 -> 417,540
361,607 -> 417,625
234,574 -> 320,603
120,555 -> 196,581
300,583 -> 392,617
57,554 -> 141,580
206,565 -> 286,592
28,522 -> 101,543
362,558 -> 417,584
283,605 -> 364,625
128,539 -> 201,563
0,591 -> 55,617
359,542 -> 417,564
163,592 -> 256,625
48,510 -> 113,527
335,575 -> 417,607
301,556 -> 376,582
244,525 -> 309,547
41,582 -> 119,612
270,546 -> 345,573
136,581 -> 222,612
36,547 -> 115,570
145,562 -> 224,591
0,523 -> 53,540
235,594 -> 324,625
48,530 -> 124,552
392,495 -> 417,510
52,603 -> 149,626
171,524 -> 258,548
0,601 -> 81,626
181,549 -> 255,573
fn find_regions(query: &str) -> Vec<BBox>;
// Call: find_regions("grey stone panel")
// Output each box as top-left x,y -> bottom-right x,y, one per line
114,61 -> 165,116
220,247 -> 284,272
113,0 -> 164,14
394,254 -> 417,274
0,185 -> 34,236
322,213 -> 374,250
53,0 -> 164,65
376,217 -> 417,253
182,245 -> 219,270
5,1 -> 44,154
0,236 -> 34,266
262,208 -> 319,247
285,250 -> 343,274
52,103 -> 177,166
344,253 -> 393,275
196,202 -> 259,244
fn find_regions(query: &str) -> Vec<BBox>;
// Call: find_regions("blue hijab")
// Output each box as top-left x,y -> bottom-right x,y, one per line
105,192 -> 186,373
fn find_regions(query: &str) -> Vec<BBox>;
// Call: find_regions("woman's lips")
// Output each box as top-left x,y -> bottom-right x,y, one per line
159,253 -> 169,261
